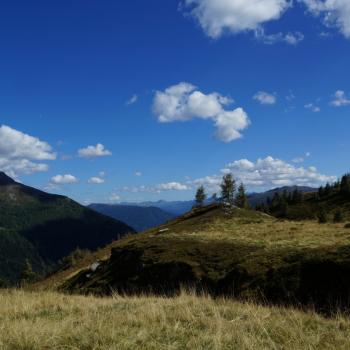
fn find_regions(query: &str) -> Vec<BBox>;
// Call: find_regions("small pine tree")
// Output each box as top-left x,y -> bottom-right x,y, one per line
195,186 -> 207,207
221,173 -> 236,206
318,208 -> 328,224
20,259 -> 36,284
324,183 -> 331,196
235,183 -> 249,209
318,186 -> 325,198
340,174 -> 350,196
333,210 -> 344,223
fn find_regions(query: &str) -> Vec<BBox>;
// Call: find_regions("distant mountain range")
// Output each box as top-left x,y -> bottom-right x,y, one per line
88,204 -> 175,232
248,186 -> 318,207
120,200 -> 197,216
0,172 -> 134,284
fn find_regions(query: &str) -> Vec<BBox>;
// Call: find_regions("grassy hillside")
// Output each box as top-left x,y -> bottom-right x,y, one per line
89,203 -> 175,232
42,203 -> 350,312
1,289 -> 350,350
0,172 -> 135,283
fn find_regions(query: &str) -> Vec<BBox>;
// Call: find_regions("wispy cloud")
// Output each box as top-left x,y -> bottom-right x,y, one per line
253,91 -> 277,105
78,144 -> 112,159
126,94 -> 138,106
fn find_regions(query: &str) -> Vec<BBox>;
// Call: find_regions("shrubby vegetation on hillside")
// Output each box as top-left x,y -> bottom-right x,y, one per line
255,173 -> 350,221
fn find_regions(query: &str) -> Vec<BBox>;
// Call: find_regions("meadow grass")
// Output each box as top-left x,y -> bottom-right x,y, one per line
1,289 -> 350,350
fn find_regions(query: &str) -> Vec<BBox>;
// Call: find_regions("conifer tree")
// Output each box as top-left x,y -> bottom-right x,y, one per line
221,173 -> 236,206
235,183 -> 249,209
195,186 -> 207,207
324,183 -> 331,196
340,174 -> 350,196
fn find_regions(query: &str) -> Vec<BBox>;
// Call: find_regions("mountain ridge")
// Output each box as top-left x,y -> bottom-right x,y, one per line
88,203 -> 174,232
0,172 -> 135,283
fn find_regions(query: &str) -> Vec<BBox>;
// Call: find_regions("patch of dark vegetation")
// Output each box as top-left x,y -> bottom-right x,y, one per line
256,173 -> 350,221
62,233 -> 350,314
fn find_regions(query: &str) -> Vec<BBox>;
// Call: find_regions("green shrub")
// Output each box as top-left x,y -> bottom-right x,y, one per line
334,210 -> 345,223
318,209 -> 328,224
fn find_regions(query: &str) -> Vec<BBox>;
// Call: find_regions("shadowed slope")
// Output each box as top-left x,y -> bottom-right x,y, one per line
0,172 -> 135,283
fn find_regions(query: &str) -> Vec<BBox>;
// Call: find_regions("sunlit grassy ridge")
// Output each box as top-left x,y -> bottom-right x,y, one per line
46,204 -> 350,312
1,289 -> 350,350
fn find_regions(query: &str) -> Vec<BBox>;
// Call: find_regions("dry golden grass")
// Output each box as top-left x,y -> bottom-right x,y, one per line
184,217 -> 350,249
1,289 -> 350,350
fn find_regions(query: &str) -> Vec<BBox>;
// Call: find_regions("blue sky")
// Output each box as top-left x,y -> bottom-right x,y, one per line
0,0 -> 349,203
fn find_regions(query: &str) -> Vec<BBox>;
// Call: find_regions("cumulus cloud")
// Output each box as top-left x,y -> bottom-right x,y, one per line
88,176 -> 105,184
78,144 -> 112,158
51,174 -> 78,185
0,125 -> 56,176
192,156 -> 335,191
126,94 -> 138,106
302,0 -> 350,38
122,182 -> 190,194
253,91 -> 277,105
182,0 -> 291,39
153,82 -> 250,142
330,90 -> 350,107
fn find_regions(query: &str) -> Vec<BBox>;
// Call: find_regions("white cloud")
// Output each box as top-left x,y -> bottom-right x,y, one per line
305,103 -> 321,112
157,182 -> 189,191
88,176 -> 105,184
255,29 -> 304,45
182,0 -> 291,39
135,172 -> 142,177
51,174 -> 78,185
126,94 -> 138,106
153,82 -> 250,142
302,0 -> 350,38
192,156 -> 335,191
253,91 -> 277,105
122,182 -> 190,194
0,125 -> 56,176
78,144 -> 112,158
330,90 -> 350,107
109,193 -> 121,202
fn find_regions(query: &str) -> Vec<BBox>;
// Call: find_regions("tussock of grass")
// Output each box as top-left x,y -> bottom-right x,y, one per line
1,289 -> 350,350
